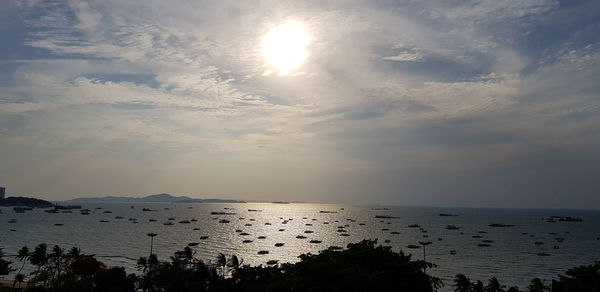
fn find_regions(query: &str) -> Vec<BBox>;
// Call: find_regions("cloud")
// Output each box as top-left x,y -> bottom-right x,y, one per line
1,0 -> 599,207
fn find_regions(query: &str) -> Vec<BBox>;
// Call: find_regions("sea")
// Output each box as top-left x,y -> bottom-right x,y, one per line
1,203 -> 599,291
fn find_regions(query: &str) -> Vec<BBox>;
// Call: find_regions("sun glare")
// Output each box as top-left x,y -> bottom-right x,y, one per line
261,21 -> 310,74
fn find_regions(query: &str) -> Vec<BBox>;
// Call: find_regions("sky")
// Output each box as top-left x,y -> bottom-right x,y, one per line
1,0 -> 599,208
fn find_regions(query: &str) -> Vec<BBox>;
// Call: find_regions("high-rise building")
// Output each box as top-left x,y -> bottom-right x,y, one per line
0,187 -> 5,200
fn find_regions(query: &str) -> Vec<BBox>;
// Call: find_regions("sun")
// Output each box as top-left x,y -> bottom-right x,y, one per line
261,21 -> 310,74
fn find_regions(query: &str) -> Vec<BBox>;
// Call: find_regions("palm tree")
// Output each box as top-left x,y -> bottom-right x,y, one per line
15,246 -> 30,277
228,255 -> 243,274
29,243 -> 48,282
0,248 -> 15,278
454,274 -> 472,292
217,253 -> 227,278
527,278 -> 548,292
13,273 -> 25,289
486,277 -> 506,292
473,280 -> 485,292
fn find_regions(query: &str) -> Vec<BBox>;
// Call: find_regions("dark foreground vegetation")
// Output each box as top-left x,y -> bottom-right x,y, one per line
1,240 -> 598,292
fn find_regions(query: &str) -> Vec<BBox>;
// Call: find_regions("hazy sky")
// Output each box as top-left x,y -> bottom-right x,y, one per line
1,0 -> 599,208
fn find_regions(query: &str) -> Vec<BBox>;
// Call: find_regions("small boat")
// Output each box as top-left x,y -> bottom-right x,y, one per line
8,219 -> 17,223
200,236 -> 209,240
266,260 -> 278,265
219,219 -> 230,223
340,233 -> 350,237
191,219 -> 198,222
168,218 -> 175,221
245,223 -> 252,226
257,250 -> 269,255
100,220 -> 109,223
384,239 -> 391,243
439,213 -> 458,217
309,240 -> 322,244
319,210 -> 337,214
142,208 -> 155,212
179,220 -> 191,224
304,230 -> 314,234
257,236 -> 266,239
472,235 -> 482,238
446,225 -> 460,230
164,222 -> 174,226
54,223 -> 63,226
104,211 -> 113,213
537,253 -> 551,256
149,219 -> 157,222
488,223 -> 515,227
408,224 -> 420,228
278,229 -> 285,231
337,229 -> 347,233
382,228 -> 389,231
477,243 -> 491,247
534,241 -> 544,245
482,240 -> 494,243
450,250 -> 457,255
193,228 -> 200,230
390,231 -> 400,235
242,240 -> 253,243
115,216 -> 124,219
235,229 -> 243,233
188,242 -> 199,246
296,235 -> 307,239
210,211 -> 236,215
240,232 -> 250,236
274,243 -> 284,247
305,223 -> 312,226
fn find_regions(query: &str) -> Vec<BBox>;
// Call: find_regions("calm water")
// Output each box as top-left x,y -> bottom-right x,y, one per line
1,203 -> 599,290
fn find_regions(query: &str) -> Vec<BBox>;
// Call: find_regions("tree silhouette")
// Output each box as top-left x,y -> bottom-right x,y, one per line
527,278 -> 548,292
485,277 -> 506,292
454,274 -> 472,292
0,248 -> 15,278
29,243 -> 48,282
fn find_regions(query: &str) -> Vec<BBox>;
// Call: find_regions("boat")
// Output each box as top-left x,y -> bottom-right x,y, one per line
149,219 -> 157,222
439,213 -> 458,217
164,222 -> 174,226
45,209 -> 59,213
446,225 -> 460,230
384,239 -> 391,243
304,230 -> 314,234
100,220 -> 109,223
242,240 -> 253,243
210,211 -> 236,215
477,243 -> 491,247
296,235 -> 307,239
200,236 -> 209,240
142,208 -> 155,212
450,250 -> 457,255
257,236 -> 266,239
187,242 -> 199,246
219,219 -> 230,223
534,241 -> 544,245
319,211 -> 337,214
408,224 -> 421,228
390,231 -> 400,234
340,233 -> 350,237
309,240 -> 322,244
257,250 -> 269,255
54,223 -> 63,226
537,253 -> 550,256
235,229 -> 243,233
193,227 -> 200,230
266,260 -> 278,265
375,215 -> 401,219
240,232 -> 250,236
179,220 -> 191,224
103,211 -> 112,213
488,223 -> 515,227
278,229 -> 285,231
274,243 -> 284,247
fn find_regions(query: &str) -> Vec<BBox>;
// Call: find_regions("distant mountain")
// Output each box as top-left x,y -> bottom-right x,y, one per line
0,196 -> 54,208
68,193 -> 245,203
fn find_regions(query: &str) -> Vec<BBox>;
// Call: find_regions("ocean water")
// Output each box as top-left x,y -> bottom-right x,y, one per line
1,203 -> 599,290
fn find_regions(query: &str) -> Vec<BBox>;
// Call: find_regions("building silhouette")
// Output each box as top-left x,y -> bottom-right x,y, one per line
0,187 -> 5,200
